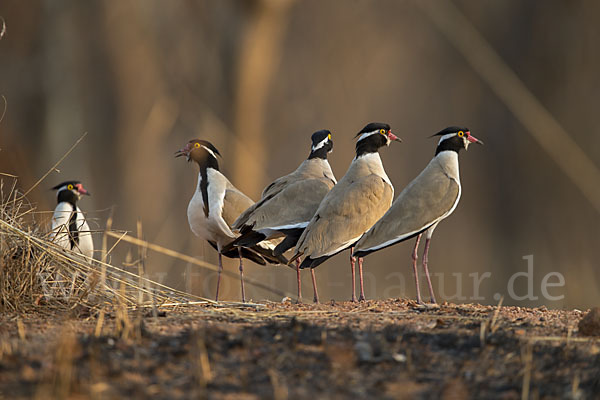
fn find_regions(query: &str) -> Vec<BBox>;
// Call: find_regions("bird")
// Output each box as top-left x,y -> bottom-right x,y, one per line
289,122 -> 400,303
353,126 -> 483,304
223,129 -> 337,303
49,181 -> 94,259
176,139 -> 283,302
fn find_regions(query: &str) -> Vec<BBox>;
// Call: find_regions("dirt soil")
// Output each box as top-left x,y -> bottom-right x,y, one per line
0,299 -> 599,399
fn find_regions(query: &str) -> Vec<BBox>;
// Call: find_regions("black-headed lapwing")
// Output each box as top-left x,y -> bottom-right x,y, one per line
224,130 -> 337,303
290,123 -> 400,302
50,181 -> 94,259
176,139 -> 281,302
353,127 -> 483,304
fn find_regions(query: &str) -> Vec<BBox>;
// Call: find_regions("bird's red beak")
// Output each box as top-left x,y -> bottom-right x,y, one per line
466,131 -> 484,145
75,183 -> 90,196
175,143 -> 192,160
387,130 -> 402,142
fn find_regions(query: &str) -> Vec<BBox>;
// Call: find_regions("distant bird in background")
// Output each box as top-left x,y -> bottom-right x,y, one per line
290,123 -> 400,303
176,139 -> 283,302
224,130 -> 337,303
353,127 -> 483,304
50,181 -> 94,259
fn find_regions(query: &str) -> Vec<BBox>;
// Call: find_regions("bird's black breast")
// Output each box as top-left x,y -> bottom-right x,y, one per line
68,204 -> 80,248
200,169 -> 210,217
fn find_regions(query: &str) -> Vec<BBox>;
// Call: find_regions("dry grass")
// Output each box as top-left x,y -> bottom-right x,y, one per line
0,175 -> 207,314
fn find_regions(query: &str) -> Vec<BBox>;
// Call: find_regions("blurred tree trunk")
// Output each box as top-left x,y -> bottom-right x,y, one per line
101,2 -> 178,232
231,0 -> 293,198
41,2 -> 90,187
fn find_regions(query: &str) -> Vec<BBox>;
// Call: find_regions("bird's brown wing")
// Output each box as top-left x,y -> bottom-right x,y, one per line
355,162 -> 460,252
231,175 -> 291,230
222,187 -> 255,228
244,177 -> 335,231
261,174 -> 292,199
294,174 -> 393,259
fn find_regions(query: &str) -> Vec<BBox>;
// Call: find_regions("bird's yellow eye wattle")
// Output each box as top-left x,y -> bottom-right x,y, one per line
67,184 -> 74,190
379,129 -> 386,135
457,131 -> 464,137
194,142 -> 201,148
328,134 -> 331,140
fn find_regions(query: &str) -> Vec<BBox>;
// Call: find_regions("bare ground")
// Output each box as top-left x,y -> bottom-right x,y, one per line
0,299 -> 599,399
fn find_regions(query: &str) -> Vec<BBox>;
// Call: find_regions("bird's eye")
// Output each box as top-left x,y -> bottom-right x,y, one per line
457,131 -> 464,137
379,129 -> 386,135
194,143 -> 201,148
67,184 -> 74,190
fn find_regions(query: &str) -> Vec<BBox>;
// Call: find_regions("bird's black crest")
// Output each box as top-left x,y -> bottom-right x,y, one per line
355,122 -> 390,138
430,126 -> 468,138
51,181 -> 81,191
310,130 -> 331,145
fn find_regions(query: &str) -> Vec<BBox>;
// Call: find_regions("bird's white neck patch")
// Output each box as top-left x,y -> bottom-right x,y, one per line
201,145 -> 218,160
357,129 -> 380,143
311,137 -> 329,152
55,185 -> 70,195
437,133 -> 457,145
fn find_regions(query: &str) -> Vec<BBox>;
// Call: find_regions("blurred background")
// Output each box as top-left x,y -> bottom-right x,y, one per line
1,0 -> 598,308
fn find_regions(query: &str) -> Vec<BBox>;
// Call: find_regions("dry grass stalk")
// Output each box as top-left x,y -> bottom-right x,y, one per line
16,318 -> 26,340
521,343 -> 533,400
479,320 -> 487,347
268,368 -> 288,400
136,218 -> 147,306
192,329 -> 213,391
489,295 -> 504,334
94,309 -> 105,337
0,95 -> 6,125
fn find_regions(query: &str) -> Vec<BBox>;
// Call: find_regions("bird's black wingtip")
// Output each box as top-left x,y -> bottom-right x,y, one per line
298,257 -> 313,269
298,255 -> 330,270
352,250 -> 369,258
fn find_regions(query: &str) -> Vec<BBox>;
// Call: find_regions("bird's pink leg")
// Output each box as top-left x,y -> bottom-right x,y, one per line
310,268 -> 320,304
237,248 -> 246,303
350,247 -> 357,302
296,258 -> 302,304
411,234 -> 423,304
422,238 -> 437,304
215,252 -> 223,301
358,257 -> 366,302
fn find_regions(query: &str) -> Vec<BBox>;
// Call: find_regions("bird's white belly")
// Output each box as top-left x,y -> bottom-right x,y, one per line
77,219 -> 94,259
50,203 -> 94,259
187,191 -> 233,249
